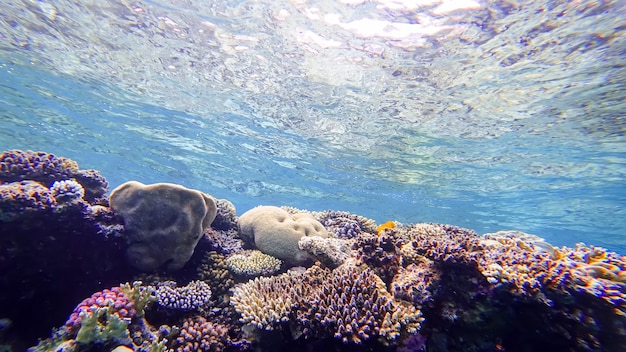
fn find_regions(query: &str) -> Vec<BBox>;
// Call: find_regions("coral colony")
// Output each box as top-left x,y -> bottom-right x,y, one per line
0,149 -> 624,351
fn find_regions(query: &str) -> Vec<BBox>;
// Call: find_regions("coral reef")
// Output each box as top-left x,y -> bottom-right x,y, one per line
109,181 -> 218,271
0,150 -> 79,184
196,251 -> 236,299
238,206 -> 329,266
226,250 -> 282,278
0,150 -> 108,203
156,280 -> 212,311
231,265 -> 422,345
65,286 -> 137,334
356,232 -> 404,288
3,149 -> 626,352
31,282 -> 157,352
50,179 -> 85,205
0,150 -> 126,346
168,315 -> 248,351
203,227 -> 245,255
316,210 -> 378,237
298,235 -> 352,269
212,198 -> 239,231
0,180 -> 56,220
392,259 -> 439,306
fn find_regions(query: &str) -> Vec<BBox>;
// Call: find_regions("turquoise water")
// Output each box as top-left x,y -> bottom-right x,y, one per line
1,0 -> 625,252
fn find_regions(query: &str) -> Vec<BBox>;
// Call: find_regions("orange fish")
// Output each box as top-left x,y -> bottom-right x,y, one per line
377,221 -> 396,235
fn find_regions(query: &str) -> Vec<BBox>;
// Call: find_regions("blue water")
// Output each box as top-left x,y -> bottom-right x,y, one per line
1,0 -> 625,253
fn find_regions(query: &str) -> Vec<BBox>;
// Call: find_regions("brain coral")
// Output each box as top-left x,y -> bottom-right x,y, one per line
109,181 -> 217,271
239,206 -> 329,266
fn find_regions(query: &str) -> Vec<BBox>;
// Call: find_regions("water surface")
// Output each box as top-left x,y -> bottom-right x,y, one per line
1,0 -> 624,251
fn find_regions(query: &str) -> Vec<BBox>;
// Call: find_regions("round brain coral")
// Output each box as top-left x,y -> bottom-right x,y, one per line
238,206 -> 329,266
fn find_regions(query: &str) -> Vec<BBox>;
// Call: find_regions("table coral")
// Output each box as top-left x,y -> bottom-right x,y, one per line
295,266 -> 422,344
230,270 -> 304,329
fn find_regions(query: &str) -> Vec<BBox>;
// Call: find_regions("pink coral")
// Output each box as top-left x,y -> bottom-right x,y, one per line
65,286 -> 136,333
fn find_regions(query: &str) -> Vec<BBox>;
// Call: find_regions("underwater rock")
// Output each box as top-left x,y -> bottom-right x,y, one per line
0,150 -> 127,346
109,181 -> 217,271
239,205 -> 329,266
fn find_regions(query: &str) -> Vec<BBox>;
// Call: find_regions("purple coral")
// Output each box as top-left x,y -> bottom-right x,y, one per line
65,286 -> 136,334
356,233 -> 403,287
170,315 -> 248,352
0,150 -> 78,186
156,281 -> 212,311
50,179 -> 85,204
0,180 -> 56,220
203,228 -> 244,255
231,266 -> 422,345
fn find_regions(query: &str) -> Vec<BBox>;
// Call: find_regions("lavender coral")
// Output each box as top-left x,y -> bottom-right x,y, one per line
50,179 -> 85,204
156,280 -> 212,311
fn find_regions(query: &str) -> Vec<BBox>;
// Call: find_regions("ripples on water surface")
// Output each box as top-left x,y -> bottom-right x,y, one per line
0,0 -> 624,251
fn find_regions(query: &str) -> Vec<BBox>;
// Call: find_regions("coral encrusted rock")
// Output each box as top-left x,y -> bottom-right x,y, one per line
109,181 -> 217,271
